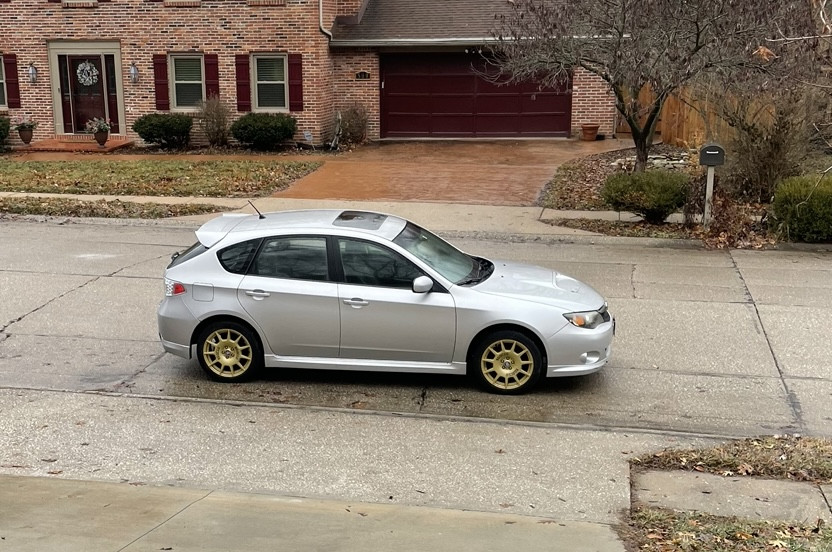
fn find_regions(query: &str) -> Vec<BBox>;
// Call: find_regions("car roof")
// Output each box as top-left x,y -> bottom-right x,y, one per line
195,210 -> 408,247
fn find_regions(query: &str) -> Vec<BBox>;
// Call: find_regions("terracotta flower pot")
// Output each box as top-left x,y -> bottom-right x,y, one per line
18,128 -> 33,145
580,124 -> 600,141
94,131 -> 109,147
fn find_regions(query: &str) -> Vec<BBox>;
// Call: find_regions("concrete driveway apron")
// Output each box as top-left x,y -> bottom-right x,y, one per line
273,139 -> 629,205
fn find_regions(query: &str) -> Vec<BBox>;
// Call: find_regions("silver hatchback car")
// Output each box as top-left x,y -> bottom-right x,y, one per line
158,210 -> 614,394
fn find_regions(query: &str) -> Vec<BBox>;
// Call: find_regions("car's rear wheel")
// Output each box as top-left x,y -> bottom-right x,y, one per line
196,321 -> 262,382
470,330 -> 543,394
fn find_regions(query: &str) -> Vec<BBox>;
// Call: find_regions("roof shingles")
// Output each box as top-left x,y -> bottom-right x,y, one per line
331,0 -> 512,45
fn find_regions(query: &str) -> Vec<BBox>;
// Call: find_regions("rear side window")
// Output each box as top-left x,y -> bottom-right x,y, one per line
218,239 -> 260,274
168,242 -> 208,268
251,236 -> 329,281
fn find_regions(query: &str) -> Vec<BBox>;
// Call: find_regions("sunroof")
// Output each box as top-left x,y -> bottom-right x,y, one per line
333,211 -> 388,230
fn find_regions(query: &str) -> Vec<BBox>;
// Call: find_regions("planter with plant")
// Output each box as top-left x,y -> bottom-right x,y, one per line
86,118 -> 112,147
13,118 -> 38,145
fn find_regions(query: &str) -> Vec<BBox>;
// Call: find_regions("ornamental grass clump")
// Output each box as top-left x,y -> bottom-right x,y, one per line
601,169 -> 689,224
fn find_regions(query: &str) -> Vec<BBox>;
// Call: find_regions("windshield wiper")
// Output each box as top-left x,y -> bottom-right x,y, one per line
457,257 -> 493,286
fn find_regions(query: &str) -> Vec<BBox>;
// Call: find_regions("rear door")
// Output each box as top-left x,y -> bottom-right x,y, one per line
238,235 -> 340,358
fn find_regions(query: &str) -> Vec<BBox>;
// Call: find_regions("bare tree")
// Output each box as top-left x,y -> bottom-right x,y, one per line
492,0 -> 820,170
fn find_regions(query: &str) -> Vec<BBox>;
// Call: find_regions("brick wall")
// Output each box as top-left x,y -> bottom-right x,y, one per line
0,0 -> 346,145
335,0 -> 361,17
570,67 -> 617,137
332,49 -> 379,140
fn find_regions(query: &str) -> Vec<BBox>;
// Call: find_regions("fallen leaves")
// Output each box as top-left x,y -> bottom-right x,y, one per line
0,197 -> 223,219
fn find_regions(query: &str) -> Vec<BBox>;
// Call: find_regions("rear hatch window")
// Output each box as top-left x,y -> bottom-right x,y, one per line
168,242 -> 208,268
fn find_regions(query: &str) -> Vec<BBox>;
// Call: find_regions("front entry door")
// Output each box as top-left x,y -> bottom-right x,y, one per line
68,56 -> 106,133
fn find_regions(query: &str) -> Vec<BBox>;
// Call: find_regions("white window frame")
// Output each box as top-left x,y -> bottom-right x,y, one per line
169,54 -> 205,111
0,56 -> 6,109
252,54 -> 289,112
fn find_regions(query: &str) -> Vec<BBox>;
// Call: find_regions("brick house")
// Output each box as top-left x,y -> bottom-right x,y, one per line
0,0 -> 616,146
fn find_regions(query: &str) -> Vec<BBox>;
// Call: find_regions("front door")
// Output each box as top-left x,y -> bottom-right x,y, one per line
68,56 -> 106,133
57,54 -> 121,134
336,238 -> 456,363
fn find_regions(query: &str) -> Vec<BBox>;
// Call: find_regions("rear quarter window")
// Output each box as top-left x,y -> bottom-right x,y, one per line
218,239 -> 260,274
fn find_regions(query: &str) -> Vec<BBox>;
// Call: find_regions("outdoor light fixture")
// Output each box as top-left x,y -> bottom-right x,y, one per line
28,63 -> 37,84
128,62 -> 139,84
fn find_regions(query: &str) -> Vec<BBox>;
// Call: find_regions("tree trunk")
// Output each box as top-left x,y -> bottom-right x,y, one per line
633,134 -> 650,172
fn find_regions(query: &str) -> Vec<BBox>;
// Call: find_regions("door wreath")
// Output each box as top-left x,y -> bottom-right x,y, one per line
76,60 -> 100,86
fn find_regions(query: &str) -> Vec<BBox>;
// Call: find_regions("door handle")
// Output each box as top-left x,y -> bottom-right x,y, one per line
245,289 -> 270,299
343,298 -> 369,307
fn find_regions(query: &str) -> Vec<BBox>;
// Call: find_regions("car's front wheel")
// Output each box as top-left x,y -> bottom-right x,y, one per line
196,320 -> 263,382
470,330 -> 543,394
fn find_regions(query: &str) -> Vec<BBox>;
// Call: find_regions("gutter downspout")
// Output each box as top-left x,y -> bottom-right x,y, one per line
319,0 -> 333,39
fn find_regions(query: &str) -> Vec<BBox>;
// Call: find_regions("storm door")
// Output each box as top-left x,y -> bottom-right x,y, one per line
58,54 -> 120,134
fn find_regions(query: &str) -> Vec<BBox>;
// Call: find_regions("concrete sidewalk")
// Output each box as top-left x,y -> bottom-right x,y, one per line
0,475 -> 623,552
0,190 -> 667,238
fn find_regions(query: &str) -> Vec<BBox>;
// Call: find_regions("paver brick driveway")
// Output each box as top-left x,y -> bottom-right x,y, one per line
274,139 -> 629,205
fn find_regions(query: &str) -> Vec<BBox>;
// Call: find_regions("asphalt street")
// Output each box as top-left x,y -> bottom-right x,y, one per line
0,217 -> 830,548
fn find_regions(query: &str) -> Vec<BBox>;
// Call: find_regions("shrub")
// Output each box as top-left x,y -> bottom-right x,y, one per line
0,117 -> 9,145
771,175 -> 832,242
230,113 -> 297,151
718,88 -> 816,203
198,96 -> 230,148
132,113 -> 193,149
601,169 -> 689,224
337,105 -> 369,146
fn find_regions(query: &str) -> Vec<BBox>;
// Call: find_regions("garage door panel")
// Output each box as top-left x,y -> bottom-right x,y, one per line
430,95 -> 477,114
385,94 -> 433,113
381,54 -> 572,138
431,115 -> 476,135
385,75 -> 432,94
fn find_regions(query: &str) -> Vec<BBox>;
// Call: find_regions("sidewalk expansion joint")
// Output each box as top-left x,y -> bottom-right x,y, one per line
728,250 -> 805,433
115,489 -> 215,552
822,485 -> 832,516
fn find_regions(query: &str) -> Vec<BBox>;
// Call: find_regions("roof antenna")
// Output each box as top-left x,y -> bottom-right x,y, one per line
248,200 -> 266,220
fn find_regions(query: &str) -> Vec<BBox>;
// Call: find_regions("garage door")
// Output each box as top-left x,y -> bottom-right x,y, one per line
380,53 -> 572,138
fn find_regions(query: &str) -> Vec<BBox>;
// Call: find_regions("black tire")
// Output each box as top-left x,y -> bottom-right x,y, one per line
469,330 -> 543,395
196,320 -> 263,382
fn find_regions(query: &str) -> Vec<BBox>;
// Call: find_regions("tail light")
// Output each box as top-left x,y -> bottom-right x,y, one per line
165,278 -> 187,297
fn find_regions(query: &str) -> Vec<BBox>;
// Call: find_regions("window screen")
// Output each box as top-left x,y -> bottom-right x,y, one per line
172,56 -> 203,108
254,56 -> 287,109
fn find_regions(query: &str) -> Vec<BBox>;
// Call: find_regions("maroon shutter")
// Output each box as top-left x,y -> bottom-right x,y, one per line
153,54 -> 169,111
3,54 -> 20,108
288,53 -> 303,112
235,54 -> 251,112
204,54 -> 219,99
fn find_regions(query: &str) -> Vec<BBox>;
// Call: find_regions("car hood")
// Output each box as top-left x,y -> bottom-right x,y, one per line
472,260 -> 605,311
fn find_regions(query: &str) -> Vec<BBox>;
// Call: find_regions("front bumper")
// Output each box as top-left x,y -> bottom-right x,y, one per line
545,317 -> 615,378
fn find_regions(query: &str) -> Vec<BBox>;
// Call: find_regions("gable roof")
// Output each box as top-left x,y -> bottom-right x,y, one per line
330,0 -> 513,47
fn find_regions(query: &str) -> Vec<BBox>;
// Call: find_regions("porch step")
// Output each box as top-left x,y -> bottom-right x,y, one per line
15,136 -> 134,153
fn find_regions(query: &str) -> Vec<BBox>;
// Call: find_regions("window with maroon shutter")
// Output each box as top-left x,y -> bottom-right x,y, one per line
169,54 -> 205,109
2,54 -> 20,109
235,54 -> 251,112
288,53 -> 303,112
153,54 -> 170,110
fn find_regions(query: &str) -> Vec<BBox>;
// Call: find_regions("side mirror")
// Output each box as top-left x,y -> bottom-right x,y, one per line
412,276 -> 433,294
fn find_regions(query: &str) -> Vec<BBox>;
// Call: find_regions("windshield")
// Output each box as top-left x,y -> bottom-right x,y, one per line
393,222 -> 476,284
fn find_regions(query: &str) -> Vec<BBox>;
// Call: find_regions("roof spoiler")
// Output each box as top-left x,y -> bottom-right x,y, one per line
195,213 -> 250,248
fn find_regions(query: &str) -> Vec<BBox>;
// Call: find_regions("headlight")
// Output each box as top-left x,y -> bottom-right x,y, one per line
563,310 -> 604,329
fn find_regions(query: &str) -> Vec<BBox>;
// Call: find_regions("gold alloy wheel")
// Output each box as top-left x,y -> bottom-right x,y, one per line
480,338 -> 535,390
202,328 -> 253,378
